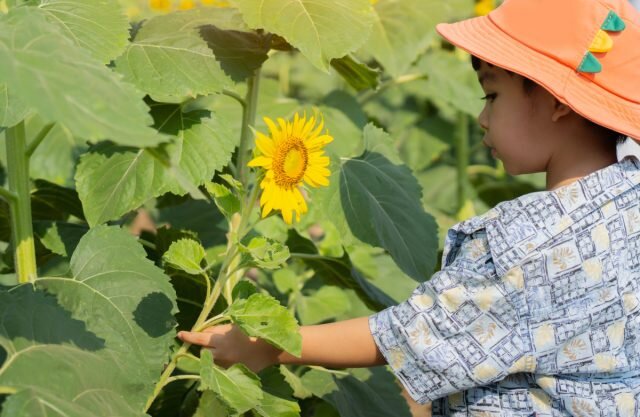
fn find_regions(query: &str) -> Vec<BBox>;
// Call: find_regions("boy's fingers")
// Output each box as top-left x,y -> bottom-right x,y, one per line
177,331 -> 213,347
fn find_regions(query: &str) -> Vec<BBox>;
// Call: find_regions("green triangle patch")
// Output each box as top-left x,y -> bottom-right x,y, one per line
601,10 -> 626,32
577,51 -> 602,73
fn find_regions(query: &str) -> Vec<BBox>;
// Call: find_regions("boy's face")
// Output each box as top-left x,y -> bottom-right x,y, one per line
475,61 -> 557,175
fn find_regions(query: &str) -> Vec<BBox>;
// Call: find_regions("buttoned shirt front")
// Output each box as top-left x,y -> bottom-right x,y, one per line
369,137 -> 640,415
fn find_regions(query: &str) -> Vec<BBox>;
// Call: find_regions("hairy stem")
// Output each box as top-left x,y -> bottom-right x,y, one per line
237,68 -> 261,186
6,121 -> 37,284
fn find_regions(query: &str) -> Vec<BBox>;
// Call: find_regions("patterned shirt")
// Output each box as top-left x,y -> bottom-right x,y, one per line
369,140 -> 640,416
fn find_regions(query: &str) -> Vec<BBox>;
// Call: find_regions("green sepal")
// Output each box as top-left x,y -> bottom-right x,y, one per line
601,10 -> 626,32
577,51 -> 602,73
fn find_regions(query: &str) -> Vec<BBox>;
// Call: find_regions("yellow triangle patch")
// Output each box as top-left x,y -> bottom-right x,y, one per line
589,29 -> 613,53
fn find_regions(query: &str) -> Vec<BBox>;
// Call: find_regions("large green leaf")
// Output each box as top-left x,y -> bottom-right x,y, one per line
0,7 -> 165,147
39,0 -> 130,63
301,368 -> 411,417
285,229 -> 394,311
357,0 -> 449,78
0,225 -> 178,416
0,84 -> 31,128
115,8 -> 253,100
337,124 -> 438,281
409,49 -> 484,118
226,293 -> 302,356
199,349 -> 263,414
233,0 -> 376,72
296,286 -> 351,325
76,105 -> 236,226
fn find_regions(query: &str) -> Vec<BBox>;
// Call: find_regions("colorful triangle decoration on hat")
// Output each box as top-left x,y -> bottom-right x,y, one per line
601,10 -> 626,32
578,51 -> 602,73
589,29 -> 613,53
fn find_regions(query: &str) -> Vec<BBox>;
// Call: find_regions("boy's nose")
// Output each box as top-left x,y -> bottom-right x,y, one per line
477,109 -> 489,131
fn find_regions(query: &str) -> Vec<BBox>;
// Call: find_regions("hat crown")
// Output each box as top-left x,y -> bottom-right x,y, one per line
490,0 -> 640,104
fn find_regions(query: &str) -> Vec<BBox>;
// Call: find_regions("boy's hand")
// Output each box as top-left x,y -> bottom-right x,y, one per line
177,324 -> 282,373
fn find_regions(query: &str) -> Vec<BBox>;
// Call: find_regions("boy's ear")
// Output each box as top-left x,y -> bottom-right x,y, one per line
550,97 -> 573,122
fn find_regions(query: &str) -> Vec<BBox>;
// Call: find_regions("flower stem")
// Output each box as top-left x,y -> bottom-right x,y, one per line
5,121 -> 37,284
144,224 -> 240,412
237,68 -> 261,186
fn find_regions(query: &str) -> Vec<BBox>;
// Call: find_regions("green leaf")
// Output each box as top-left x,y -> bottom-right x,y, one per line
0,225 -> 178,415
238,237 -> 290,270
296,286 -> 351,325
410,49 -> 484,118
0,83 -> 31,128
358,0 -> 449,78
233,0 -> 376,72
253,392 -> 300,417
330,55 -> 380,92
301,368 -> 412,417
33,221 -> 88,257
338,124 -> 438,281
76,105 -> 236,226
194,390 -> 238,417
226,293 -> 302,356
199,22 -> 270,83
0,7 -> 166,147
39,0 -> 130,63
286,229 -> 395,311
199,349 -> 263,414
272,268 -> 299,294
205,182 -> 241,221
279,365 -> 313,400
163,238 -> 207,275
114,8 -> 247,100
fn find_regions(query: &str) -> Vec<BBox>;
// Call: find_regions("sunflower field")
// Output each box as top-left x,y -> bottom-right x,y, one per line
0,0 -> 543,416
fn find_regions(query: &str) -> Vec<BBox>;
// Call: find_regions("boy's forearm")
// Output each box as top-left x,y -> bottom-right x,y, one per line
275,316 -> 387,368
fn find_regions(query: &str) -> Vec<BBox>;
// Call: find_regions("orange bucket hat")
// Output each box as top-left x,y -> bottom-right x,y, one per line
436,0 -> 640,140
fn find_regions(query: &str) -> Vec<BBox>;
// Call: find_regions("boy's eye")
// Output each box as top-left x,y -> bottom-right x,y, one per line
480,93 -> 497,102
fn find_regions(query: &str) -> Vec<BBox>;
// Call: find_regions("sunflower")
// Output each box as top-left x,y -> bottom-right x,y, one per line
474,0 -> 495,16
247,111 -> 333,225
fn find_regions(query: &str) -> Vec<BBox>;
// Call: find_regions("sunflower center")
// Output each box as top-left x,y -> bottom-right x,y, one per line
273,138 -> 308,188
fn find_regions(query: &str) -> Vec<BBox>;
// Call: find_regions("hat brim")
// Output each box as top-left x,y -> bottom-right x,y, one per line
436,16 -> 640,140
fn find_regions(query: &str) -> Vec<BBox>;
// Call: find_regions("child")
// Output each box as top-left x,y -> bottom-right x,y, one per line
178,0 -> 640,414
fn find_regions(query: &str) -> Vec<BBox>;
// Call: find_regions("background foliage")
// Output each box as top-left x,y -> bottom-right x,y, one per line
0,0 -> 544,416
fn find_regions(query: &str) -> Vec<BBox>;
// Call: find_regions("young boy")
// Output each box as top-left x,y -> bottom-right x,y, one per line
179,0 -> 640,414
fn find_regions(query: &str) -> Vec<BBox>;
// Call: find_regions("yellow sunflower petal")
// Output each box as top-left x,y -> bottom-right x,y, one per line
255,132 -> 274,156
247,155 -> 272,168
306,135 -> 333,150
306,171 -> 329,186
264,117 -> 280,140
300,116 -> 316,137
309,117 -> 325,139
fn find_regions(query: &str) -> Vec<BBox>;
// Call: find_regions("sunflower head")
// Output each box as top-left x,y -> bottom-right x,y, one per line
248,111 -> 333,225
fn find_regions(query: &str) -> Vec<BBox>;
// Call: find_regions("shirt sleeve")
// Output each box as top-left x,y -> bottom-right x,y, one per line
368,230 -> 531,404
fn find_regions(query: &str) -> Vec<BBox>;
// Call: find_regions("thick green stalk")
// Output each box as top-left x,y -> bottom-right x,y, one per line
237,68 -> 261,186
455,112 -> 470,212
6,121 -> 37,284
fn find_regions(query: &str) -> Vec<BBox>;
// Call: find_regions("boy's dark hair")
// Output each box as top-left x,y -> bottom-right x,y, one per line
471,55 -> 625,142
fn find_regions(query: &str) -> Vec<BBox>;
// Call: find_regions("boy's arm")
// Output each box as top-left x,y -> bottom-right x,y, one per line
177,316 -> 387,372
277,316 -> 387,368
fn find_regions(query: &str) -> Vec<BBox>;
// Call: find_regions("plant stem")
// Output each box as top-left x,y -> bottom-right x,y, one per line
25,122 -> 54,159
194,314 -> 228,332
0,186 -> 17,203
145,226 -> 240,412
357,73 -> 428,105
5,121 -> 37,284
454,112 -> 470,213
237,68 -> 261,186
222,89 -> 247,108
